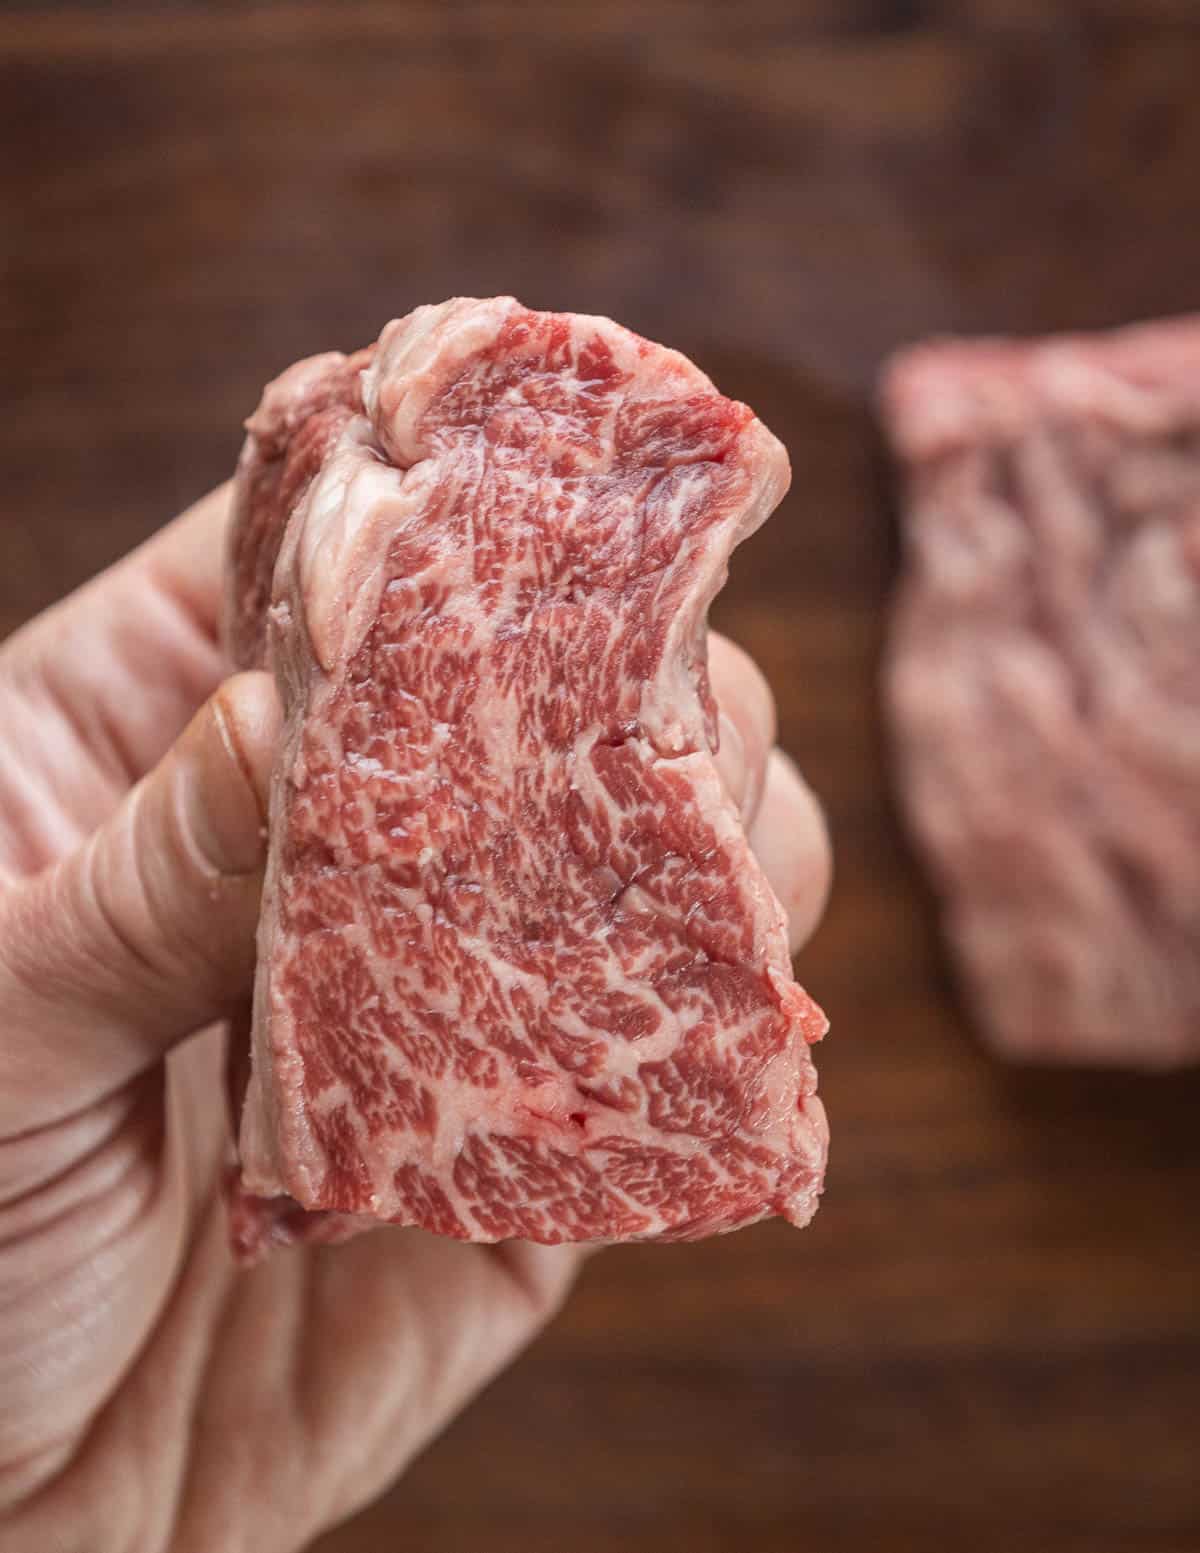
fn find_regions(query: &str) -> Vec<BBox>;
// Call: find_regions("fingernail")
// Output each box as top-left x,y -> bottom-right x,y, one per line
181,684 -> 274,878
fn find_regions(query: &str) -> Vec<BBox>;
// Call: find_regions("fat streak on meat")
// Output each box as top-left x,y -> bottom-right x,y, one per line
882,316 -> 1200,1068
224,297 -> 828,1258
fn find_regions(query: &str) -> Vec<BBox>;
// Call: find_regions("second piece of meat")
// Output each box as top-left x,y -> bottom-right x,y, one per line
883,316 -> 1200,1069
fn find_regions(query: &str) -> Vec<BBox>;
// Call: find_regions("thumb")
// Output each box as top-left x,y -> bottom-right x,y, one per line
0,672 -> 280,1133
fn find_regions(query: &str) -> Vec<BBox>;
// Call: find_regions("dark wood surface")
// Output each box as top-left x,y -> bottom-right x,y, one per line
4,4 -> 1200,1550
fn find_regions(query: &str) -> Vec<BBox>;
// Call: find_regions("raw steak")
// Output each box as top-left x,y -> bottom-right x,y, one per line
882,317 -> 1200,1068
224,297 -> 828,1259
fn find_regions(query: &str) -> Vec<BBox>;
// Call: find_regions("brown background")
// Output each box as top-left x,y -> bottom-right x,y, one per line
3,3 -> 1200,1550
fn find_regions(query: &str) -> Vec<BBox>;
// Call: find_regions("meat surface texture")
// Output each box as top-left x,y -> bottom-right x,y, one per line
224,297 -> 828,1259
882,317 -> 1200,1069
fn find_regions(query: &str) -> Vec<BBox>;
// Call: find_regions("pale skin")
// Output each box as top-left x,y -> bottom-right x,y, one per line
0,486 -> 832,1552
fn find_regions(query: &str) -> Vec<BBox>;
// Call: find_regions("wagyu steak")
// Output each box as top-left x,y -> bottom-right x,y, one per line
883,317 -> 1200,1069
224,297 -> 828,1258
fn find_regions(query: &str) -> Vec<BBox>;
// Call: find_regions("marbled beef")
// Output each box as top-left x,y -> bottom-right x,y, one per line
883,317 -> 1200,1068
224,297 -> 828,1257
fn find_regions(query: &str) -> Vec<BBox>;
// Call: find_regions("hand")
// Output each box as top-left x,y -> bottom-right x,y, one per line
0,487 -> 831,1552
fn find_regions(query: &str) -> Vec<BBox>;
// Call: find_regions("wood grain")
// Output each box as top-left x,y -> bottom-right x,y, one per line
2,4 -> 1198,1550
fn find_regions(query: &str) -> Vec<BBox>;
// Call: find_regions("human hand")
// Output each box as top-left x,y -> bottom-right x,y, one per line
0,487 -> 831,1552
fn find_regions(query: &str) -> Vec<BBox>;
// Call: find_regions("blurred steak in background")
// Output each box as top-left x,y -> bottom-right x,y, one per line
883,317 -> 1200,1068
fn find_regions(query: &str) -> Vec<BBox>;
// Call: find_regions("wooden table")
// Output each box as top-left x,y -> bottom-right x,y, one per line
4,4 -> 1199,1549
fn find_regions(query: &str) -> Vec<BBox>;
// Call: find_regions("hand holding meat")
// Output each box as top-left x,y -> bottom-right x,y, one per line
0,476 -> 829,1546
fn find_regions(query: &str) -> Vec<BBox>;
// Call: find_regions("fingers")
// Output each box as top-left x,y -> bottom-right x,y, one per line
282,1234 -> 584,1532
137,482 -> 235,648
709,631 -> 776,823
708,632 -> 831,949
6,486 -> 233,810
749,749 -> 833,952
0,672 -> 280,1133
159,1221 -> 585,1548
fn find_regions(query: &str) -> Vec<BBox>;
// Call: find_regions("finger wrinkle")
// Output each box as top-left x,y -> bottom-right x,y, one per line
0,1083 -> 164,1253
211,689 -> 271,836
140,485 -> 234,648
0,1078 -> 152,1198
85,807 -> 160,982
34,642 -> 138,792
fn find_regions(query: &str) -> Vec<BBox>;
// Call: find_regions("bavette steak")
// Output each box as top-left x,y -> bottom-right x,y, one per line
882,316 -> 1200,1069
224,297 -> 828,1258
